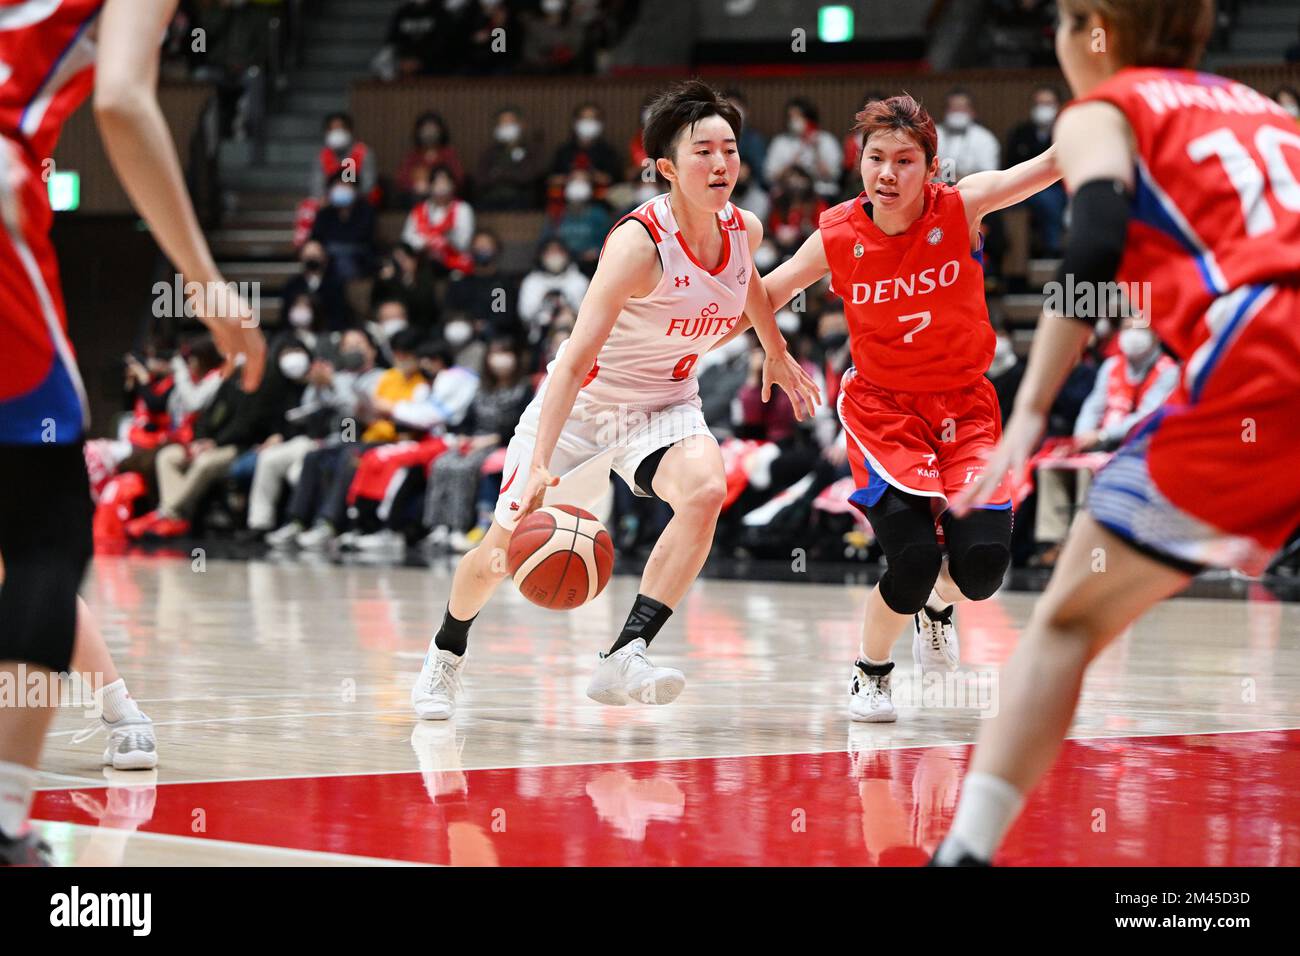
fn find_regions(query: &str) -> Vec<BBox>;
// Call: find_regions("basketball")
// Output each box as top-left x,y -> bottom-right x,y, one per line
507,505 -> 614,610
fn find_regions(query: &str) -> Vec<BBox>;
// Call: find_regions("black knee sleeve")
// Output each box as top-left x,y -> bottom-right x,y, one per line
867,489 -> 943,615
0,444 -> 94,672
942,508 -> 1013,601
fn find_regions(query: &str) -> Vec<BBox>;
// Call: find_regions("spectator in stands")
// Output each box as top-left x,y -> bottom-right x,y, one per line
395,112 -> 466,208
547,103 -> 621,209
936,88 -> 1000,180
520,0 -> 588,75
475,107 -> 546,210
281,240 -> 350,332
768,167 -> 827,259
255,330 -> 387,543
310,171 -> 377,283
725,89 -> 768,188
444,229 -> 522,338
441,313 -> 485,374
402,166 -> 476,275
464,0 -> 521,74
1032,320 -> 1178,567
284,328 -> 429,549
368,298 -> 415,364
423,337 -> 532,551
733,158 -> 770,225
518,238 -> 590,346
279,293 -> 337,360
371,243 -> 440,331
225,337 -> 315,505
764,98 -> 842,200
1006,85 -> 1067,257
1273,86 -> 1300,120
541,169 -> 612,272
376,0 -> 456,79
349,339 -> 481,550
985,320 -> 1024,424
310,112 -> 378,204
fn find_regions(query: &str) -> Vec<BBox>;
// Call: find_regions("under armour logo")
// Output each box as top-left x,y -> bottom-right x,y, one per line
674,275 -> 690,287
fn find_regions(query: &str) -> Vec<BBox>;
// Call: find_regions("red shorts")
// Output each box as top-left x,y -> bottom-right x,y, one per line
836,367 -> 1013,516
1089,283 -> 1300,573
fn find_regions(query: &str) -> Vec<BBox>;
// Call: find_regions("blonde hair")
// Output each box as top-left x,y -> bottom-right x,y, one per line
1058,0 -> 1215,70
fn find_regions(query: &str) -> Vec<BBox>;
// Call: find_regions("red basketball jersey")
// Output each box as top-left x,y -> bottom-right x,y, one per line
820,181 -> 994,392
1069,68 -> 1300,363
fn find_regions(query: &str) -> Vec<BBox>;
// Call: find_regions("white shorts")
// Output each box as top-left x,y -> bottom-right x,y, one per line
493,389 -> 714,530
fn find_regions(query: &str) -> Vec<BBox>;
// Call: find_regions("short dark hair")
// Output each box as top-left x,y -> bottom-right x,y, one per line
414,111 -> 449,143
324,112 -> 352,130
642,79 -> 743,163
784,97 -> 819,125
419,339 -> 454,367
389,327 -> 423,355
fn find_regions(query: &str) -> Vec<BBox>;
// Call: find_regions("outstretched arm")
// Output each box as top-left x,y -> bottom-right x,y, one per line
956,144 -> 1061,238
95,0 -> 265,389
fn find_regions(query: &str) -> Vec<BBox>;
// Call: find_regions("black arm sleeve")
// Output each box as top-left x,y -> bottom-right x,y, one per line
1052,178 -> 1133,326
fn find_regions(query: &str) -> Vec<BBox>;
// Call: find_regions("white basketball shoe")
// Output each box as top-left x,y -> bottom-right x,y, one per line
912,603 -> 960,674
849,659 -> 897,723
412,648 -> 466,720
73,714 -> 159,770
586,638 -> 685,706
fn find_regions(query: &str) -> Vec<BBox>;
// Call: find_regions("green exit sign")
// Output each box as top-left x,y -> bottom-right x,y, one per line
818,5 -> 854,43
48,170 -> 80,211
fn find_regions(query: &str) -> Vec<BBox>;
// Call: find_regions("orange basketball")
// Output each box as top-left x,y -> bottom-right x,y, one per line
507,505 -> 614,610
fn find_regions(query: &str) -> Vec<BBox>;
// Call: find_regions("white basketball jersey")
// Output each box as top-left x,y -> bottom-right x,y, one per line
553,194 -> 753,408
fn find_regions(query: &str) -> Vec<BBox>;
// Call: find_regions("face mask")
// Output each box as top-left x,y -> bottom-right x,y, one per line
444,320 -> 473,346
776,309 -> 800,335
382,317 -> 408,340
288,305 -> 314,328
541,0 -> 565,13
418,127 -> 442,147
338,350 -> 366,371
302,257 -> 324,272
495,122 -> 520,143
1031,104 -> 1058,127
565,179 -> 592,203
325,129 -> 352,151
788,116 -> 808,136
820,333 -> 847,352
542,253 -> 569,273
1119,327 -> 1155,359
1284,101 -> 1300,119
472,248 -> 496,266
487,353 -> 517,377
330,186 -> 356,207
574,118 -> 602,140
753,244 -> 777,271
432,183 -> 454,201
946,111 -> 972,131
279,351 -> 310,380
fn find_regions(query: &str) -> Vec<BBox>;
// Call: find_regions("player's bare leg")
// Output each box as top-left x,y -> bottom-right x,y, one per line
413,520 -> 513,719
934,514 -> 1190,864
588,436 -> 726,707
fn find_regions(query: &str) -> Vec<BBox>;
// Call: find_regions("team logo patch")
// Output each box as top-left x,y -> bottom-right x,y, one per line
674,275 -> 690,287
736,265 -> 748,285
927,227 -> 943,245
852,243 -> 864,258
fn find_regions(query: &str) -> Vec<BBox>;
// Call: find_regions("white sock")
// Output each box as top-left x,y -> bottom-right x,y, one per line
938,771 -> 1024,863
0,761 -> 38,838
860,653 -> 892,667
925,588 -> 952,615
99,679 -> 143,724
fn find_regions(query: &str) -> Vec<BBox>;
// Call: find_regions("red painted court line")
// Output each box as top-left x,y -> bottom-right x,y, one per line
33,730 -> 1300,866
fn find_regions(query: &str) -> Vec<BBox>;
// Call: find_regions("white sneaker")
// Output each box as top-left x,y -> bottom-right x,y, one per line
912,605 -> 960,674
355,529 -> 404,552
264,522 -> 302,548
296,522 -> 334,550
849,660 -> 897,723
336,529 -> 362,550
72,714 -> 159,770
412,648 -> 466,720
586,638 -> 685,706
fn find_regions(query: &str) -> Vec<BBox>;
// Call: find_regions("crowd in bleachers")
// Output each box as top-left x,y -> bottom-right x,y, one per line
88,81 -> 1300,574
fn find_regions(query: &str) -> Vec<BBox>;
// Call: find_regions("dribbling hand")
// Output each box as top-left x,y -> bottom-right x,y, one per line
511,463 -> 560,523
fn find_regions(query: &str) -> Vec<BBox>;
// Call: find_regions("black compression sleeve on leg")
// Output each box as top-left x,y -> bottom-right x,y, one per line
610,593 -> 672,654
434,604 -> 477,656
1052,178 -> 1133,326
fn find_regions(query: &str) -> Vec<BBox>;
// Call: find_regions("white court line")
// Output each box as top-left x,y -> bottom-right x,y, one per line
30,820 -> 431,866
36,723 -> 1300,791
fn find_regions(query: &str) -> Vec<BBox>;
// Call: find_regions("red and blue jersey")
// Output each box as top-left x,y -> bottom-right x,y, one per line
0,0 -> 105,444
1069,68 -> 1300,395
